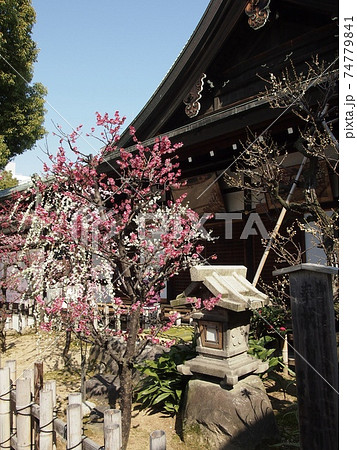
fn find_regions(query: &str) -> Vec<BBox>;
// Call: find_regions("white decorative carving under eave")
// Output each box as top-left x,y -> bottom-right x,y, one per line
183,73 -> 206,118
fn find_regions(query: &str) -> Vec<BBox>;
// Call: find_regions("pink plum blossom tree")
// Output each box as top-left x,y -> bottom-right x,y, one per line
0,191 -> 34,350
7,112 -> 218,448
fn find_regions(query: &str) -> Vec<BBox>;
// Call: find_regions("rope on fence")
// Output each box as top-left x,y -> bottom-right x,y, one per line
0,430 -> 16,448
1,359 -> 166,450
0,388 -> 12,400
38,426 -> 54,434
16,402 -> 34,415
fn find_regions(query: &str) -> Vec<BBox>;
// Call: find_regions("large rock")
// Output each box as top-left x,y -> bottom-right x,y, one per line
86,374 -> 120,407
86,343 -> 170,408
183,376 -> 278,449
89,340 -> 168,373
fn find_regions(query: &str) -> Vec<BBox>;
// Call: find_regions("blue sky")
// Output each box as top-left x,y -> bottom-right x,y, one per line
14,0 -> 210,177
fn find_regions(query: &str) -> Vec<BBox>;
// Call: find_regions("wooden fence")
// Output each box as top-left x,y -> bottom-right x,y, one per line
0,360 -> 166,450
2,302 -> 35,333
2,300 -> 192,334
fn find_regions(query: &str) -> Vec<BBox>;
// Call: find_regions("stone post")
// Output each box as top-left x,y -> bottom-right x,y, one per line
273,263 -> 338,450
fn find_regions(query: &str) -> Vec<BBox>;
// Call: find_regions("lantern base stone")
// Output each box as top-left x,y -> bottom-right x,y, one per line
177,353 -> 268,386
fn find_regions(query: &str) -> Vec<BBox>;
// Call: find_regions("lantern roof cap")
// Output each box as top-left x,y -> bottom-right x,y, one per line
172,265 -> 269,311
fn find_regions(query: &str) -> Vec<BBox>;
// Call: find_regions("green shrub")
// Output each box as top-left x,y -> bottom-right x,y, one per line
250,306 -> 291,340
248,335 -> 281,373
134,344 -> 195,415
248,334 -> 295,378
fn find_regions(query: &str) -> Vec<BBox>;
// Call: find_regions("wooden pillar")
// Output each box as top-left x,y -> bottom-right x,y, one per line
34,362 -> 44,405
34,362 -> 44,450
273,263 -> 338,450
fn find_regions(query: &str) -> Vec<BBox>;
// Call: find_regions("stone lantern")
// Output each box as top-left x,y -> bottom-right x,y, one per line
171,265 -> 270,386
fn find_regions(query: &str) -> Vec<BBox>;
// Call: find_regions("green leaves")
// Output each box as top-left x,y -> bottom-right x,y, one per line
0,169 -> 18,190
0,0 -> 47,164
250,305 -> 291,340
248,335 -> 281,373
134,345 -> 195,415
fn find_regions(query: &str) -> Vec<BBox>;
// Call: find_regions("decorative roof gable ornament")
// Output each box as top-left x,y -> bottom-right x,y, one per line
245,0 -> 271,30
183,73 -> 206,118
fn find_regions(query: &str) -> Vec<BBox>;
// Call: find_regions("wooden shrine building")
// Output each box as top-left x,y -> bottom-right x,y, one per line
102,0 -> 339,299
0,1 -> 338,303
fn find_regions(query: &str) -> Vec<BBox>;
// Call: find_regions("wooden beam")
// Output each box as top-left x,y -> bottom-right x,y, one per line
282,0 -> 338,14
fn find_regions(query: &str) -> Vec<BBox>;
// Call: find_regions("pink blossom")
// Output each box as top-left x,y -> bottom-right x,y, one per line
0,111 -> 218,417
40,321 -> 52,331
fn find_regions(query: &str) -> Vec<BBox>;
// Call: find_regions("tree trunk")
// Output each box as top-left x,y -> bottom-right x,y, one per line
80,340 -> 87,401
62,330 -> 72,365
0,321 -> 6,352
0,304 -> 7,352
119,362 -> 134,450
118,306 -> 141,450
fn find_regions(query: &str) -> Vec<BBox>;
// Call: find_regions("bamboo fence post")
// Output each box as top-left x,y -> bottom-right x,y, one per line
104,409 -> 122,449
23,368 -> 35,394
44,381 -> 57,409
44,381 -> 57,449
4,360 -> 16,384
16,377 -> 32,450
22,369 -> 35,450
68,393 -> 82,418
67,404 -> 82,450
0,367 -> 11,450
150,430 -> 166,450
68,393 -> 82,404
104,424 -> 120,450
39,390 -> 53,450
